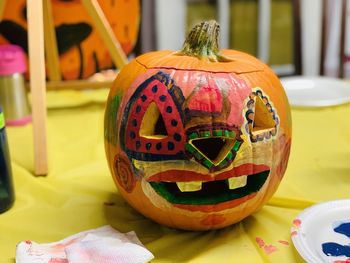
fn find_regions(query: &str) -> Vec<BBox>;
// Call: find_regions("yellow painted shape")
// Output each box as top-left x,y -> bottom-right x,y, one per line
227,176 -> 247,189
252,95 -> 276,133
139,102 -> 167,139
176,181 -> 202,192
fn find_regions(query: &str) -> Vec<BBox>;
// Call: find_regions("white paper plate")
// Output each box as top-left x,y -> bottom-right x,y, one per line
280,76 -> 350,107
291,199 -> 350,263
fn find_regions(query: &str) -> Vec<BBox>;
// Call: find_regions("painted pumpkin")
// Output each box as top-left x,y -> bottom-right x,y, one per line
0,0 -> 140,80
104,21 -> 292,230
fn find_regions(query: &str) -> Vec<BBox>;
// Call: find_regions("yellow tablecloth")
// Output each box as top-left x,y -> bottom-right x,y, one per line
1,89 -> 349,262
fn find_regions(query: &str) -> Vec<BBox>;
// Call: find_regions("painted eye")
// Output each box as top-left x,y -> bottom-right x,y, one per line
121,73 -> 186,161
139,102 -> 168,139
245,90 -> 279,142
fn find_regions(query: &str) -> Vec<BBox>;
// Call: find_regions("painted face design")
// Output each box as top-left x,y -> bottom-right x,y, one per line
117,71 -> 279,212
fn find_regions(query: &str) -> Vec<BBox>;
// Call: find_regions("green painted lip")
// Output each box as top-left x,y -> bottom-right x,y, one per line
149,170 -> 269,205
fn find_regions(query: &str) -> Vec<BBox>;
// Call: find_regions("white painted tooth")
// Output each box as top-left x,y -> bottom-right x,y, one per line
176,181 -> 202,192
228,176 -> 247,189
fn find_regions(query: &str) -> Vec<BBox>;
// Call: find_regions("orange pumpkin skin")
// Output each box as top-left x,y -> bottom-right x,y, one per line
0,0 -> 140,79
104,22 -> 291,230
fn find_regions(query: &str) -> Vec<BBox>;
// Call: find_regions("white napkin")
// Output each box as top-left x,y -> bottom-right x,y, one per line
16,225 -> 154,263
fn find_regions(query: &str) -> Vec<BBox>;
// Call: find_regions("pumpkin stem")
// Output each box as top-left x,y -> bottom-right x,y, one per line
178,20 -> 232,62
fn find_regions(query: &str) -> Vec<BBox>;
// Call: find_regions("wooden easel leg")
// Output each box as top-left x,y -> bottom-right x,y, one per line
81,0 -> 128,69
27,0 -> 48,176
0,0 -> 6,21
43,0 -> 61,81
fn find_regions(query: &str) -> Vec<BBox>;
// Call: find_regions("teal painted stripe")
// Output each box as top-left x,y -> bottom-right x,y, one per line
226,151 -> 233,161
194,151 -> 203,160
218,159 -> 228,168
185,143 -> 196,153
228,130 -> 236,138
188,133 -> 198,140
233,141 -> 241,151
212,130 -> 223,137
200,131 -> 211,137
202,158 -> 213,169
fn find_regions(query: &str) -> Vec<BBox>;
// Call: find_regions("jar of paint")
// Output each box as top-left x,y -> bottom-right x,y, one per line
0,107 -> 15,213
0,44 -> 31,126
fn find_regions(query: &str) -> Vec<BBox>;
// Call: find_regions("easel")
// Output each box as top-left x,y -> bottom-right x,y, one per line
1,0 -> 128,175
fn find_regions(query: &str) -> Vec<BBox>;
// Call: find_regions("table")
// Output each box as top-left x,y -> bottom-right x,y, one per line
1,88 -> 349,262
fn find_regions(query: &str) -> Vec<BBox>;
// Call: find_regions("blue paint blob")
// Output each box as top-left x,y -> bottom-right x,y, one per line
135,141 -> 141,149
322,221 -> 350,258
156,142 -> 162,150
130,131 -> 136,139
159,95 -> 167,102
334,222 -> 350,238
152,85 -> 158,93
166,106 -> 172,113
168,142 -> 175,151
132,119 -> 138,127
171,119 -> 178,127
322,242 -> 350,257
146,143 -> 152,150
141,95 -> 147,102
173,133 -> 182,142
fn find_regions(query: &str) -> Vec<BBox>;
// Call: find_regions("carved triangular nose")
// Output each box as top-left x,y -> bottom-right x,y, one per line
185,128 -> 243,172
192,137 -> 234,165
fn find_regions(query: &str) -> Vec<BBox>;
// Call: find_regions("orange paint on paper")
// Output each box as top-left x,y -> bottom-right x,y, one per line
49,258 -> 68,263
333,259 -> 350,263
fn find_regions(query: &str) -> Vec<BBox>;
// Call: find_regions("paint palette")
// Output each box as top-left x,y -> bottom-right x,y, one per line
281,76 -> 350,107
291,199 -> 350,263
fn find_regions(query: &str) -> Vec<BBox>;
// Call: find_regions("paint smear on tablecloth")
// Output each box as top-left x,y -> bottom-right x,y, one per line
278,240 -> 289,246
255,237 -> 278,255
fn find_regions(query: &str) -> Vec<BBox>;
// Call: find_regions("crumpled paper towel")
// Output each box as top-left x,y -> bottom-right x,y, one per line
16,225 -> 154,263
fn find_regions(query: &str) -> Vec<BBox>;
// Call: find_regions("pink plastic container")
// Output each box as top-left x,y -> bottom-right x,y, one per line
0,45 -> 27,76
0,44 -> 31,126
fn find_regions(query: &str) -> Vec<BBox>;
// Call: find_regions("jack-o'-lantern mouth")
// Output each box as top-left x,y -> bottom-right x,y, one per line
147,164 -> 270,206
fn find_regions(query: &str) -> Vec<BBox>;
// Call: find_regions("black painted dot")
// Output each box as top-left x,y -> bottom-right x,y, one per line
136,105 -> 141,113
152,85 -> 158,93
156,142 -> 162,150
132,119 -> 137,127
141,94 -> 147,102
168,142 -> 175,151
159,95 -> 166,102
173,133 -> 182,142
171,119 -> 178,127
136,141 -> 141,149
166,106 -> 172,113
130,131 -> 136,139
146,143 -> 152,150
